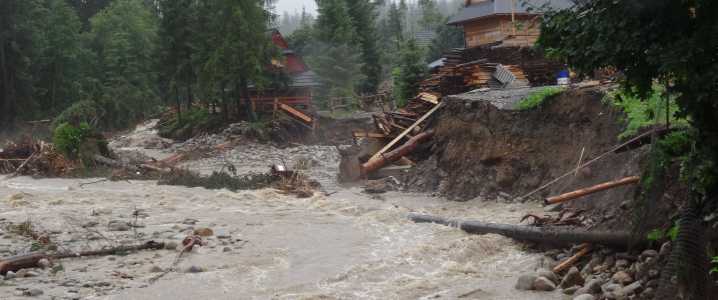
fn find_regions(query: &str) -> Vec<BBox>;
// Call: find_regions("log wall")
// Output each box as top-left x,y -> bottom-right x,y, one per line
463,15 -> 541,47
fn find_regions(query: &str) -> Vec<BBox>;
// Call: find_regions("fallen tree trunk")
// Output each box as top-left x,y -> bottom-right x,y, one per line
0,242 -> 166,274
92,154 -> 143,174
360,130 -> 435,175
0,252 -> 43,274
365,209 -> 645,246
544,176 -> 640,205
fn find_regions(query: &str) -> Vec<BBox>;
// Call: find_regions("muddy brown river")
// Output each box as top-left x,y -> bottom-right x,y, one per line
0,175 -> 571,300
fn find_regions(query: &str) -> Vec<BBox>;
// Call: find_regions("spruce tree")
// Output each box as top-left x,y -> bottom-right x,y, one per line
309,0 -> 365,107
346,0 -> 383,94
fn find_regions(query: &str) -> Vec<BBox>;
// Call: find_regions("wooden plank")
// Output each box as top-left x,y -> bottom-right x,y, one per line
279,103 -> 312,123
354,133 -> 398,138
370,103 -> 442,161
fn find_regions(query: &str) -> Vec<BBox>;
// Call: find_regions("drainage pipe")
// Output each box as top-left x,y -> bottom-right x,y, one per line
367,208 -> 643,246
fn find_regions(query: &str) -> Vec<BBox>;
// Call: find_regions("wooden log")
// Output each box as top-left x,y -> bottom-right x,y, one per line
370,104 -> 442,161
3,149 -> 38,181
544,176 -> 640,205
553,244 -> 592,273
360,130 -> 435,175
92,155 -> 143,174
353,133 -> 398,138
372,114 -> 393,135
0,252 -> 43,274
55,242 -> 166,259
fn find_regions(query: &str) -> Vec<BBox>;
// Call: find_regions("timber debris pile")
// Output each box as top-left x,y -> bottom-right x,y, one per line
422,45 -> 565,96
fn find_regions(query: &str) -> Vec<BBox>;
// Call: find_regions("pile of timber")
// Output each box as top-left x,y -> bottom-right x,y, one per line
519,58 -> 566,86
444,45 -> 541,67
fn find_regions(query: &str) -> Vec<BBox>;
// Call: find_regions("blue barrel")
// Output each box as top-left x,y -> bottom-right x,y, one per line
557,70 -> 570,85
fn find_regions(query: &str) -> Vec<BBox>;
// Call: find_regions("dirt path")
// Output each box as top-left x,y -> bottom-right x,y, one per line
0,174 -> 571,300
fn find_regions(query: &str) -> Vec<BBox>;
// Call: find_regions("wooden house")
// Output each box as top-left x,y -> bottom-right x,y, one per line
447,0 -> 573,47
248,29 -> 321,109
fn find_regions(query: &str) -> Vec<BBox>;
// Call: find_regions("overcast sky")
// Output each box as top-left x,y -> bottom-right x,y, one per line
276,0 -> 318,14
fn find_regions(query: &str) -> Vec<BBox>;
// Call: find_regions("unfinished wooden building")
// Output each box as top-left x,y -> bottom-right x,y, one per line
447,0 -> 574,47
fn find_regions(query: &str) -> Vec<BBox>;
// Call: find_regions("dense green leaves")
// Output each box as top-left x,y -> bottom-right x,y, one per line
308,0 -> 365,107
393,36 -> 429,106
347,0 -> 384,94
534,0 -> 718,195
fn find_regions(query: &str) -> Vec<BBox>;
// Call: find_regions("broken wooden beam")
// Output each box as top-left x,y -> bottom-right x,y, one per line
360,130 -> 434,175
544,176 -> 640,205
553,244 -> 592,273
353,133 -> 398,138
370,103 -> 442,161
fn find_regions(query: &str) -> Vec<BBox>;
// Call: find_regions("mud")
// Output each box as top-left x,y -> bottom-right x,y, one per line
0,176 -> 571,300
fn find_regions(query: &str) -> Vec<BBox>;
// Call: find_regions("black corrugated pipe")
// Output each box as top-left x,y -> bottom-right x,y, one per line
367,208 -> 644,247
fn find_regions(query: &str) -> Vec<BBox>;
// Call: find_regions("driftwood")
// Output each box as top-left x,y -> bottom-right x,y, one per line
360,130 -> 435,175
91,155 -> 142,174
3,149 -> 38,180
553,244 -> 592,273
0,242 -> 165,274
0,252 -> 43,274
544,176 -> 640,205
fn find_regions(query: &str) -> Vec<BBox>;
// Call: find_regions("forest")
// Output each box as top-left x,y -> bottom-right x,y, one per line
0,0 -> 465,136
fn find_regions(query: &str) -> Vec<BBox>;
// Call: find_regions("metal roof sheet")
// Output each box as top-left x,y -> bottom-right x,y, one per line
447,0 -> 575,25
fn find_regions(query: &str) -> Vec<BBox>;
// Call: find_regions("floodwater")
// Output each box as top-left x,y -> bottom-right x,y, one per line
0,175 -> 571,300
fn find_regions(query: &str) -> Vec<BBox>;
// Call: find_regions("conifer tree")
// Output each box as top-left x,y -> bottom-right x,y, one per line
308,0 -> 365,107
346,0 -> 383,94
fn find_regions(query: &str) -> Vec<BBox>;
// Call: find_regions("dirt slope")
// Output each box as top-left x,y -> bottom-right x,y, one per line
402,86 -> 679,232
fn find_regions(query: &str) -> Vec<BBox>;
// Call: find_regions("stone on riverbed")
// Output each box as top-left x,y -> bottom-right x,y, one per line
514,274 -> 537,290
534,277 -> 556,291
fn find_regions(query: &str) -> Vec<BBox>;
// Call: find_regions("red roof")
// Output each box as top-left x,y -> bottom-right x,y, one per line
266,28 -> 308,72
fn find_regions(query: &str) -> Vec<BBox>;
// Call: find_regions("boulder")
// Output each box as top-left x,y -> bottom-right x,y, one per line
193,228 -> 213,237
612,271 -> 633,285
515,274 -> 537,290
584,279 -> 603,294
572,287 -> 593,299
615,259 -> 630,268
538,268 -> 559,285
14,269 -> 27,278
561,267 -> 585,288
37,259 -> 51,269
573,294 -> 596,300
496,164 -> 518,187
364,180 -> 392,194
641,249 -> 659,260
534,277 -> 556,291
622,281 -> 644,296
545,202 -> 564,212
659,242 -> 671,258
563,286 -> 581,295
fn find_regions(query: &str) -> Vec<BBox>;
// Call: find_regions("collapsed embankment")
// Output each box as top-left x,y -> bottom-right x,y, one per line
404,86 -> 684,232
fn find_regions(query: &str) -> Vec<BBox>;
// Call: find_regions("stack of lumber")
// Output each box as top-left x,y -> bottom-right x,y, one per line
418,74 -> 464,96
519,59 -> 566,86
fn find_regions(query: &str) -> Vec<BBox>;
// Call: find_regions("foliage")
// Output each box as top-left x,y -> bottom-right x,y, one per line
347,0 -> 384,94
50,96 -> 104,131
84,0 -> 160,129
393,36 -> 429,107
667,220 -> 680,243
530,159 -> 536,169
425,14 -> 465,63
115,245 -> 130,256
535,0 -> 718,197
53,122 -> 109,164
647,229 -> 664,241
418,0 -> 443,30
157,108 -> 219,141
604,86 -> 686,138
285,23 -> 315,61
513,87 -> 567,109
308,0 -> 366,108
199,0 -> 285,120
50,264 -> 64,274
157,0 -> 197,114
0,0 -> 48,127
159,164 -> 269,192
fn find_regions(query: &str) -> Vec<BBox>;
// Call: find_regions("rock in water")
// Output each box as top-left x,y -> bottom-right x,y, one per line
584,279 -> 603,294
5,271 -> 13,280
29,288 -> 43,296
193,228 -> 213,236
561,267 -> 584,288
572,287 -> 594,299
537,268 -> 559,285
37,258 -> 51,269
534,277 -> 556,291
612,271 -> 633,285
514,274 -> 537,290
187,265 -> 203,273
573,294 -> 596,300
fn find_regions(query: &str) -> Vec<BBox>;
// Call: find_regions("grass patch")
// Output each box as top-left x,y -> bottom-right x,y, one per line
50,264 -> 64,274
514,87 -> 567,109
329,107 -> 358,118
603,85 -> 688,138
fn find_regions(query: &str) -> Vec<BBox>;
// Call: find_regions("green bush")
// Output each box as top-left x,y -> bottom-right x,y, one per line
603,86 -> 688,139
157,108 -> 219,141
50,100 -> 104,131
514,87 -> 568,109
53,122 -> 109,164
